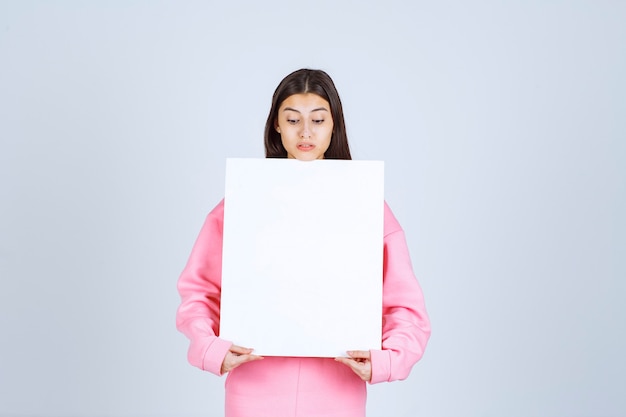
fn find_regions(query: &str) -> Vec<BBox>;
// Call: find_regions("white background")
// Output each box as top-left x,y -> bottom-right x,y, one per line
1,1 -> 624,416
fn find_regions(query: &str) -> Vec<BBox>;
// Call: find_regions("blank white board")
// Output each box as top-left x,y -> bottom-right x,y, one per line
219,158 -> 384,357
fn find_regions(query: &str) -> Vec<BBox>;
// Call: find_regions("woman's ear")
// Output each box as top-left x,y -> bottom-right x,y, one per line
275,122 -> 281,133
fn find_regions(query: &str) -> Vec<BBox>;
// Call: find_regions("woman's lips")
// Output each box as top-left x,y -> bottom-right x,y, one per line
297,143 -> 315,151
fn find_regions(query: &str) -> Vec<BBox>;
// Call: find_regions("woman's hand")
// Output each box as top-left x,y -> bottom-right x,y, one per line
220,345 -> 263,374
335,350 -> 372,382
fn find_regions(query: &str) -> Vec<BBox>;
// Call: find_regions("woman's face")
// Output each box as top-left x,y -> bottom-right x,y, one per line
275,93 -> 334,160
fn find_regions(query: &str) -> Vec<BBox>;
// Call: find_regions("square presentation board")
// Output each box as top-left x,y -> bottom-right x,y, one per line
219,158 -> 384,357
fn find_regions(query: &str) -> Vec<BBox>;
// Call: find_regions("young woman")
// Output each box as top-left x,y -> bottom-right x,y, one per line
176,69 -> 431,417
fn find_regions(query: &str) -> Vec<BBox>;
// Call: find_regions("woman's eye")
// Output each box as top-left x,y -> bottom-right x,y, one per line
287,119 -> 299,124
313,119 -> 324,124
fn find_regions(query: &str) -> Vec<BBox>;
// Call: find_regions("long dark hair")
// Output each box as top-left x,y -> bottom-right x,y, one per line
264,69 -> 352,160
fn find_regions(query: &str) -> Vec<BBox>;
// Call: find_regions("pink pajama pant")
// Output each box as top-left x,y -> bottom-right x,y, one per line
225,356 -> 366,417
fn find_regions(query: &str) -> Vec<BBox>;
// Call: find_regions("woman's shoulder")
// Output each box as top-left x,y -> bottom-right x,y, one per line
209,198 -> 225,214
383,201 -> 403,236
204,198 -> 225,224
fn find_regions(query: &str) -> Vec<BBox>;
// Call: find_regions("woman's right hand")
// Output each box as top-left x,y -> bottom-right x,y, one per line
220,345 -> 263,374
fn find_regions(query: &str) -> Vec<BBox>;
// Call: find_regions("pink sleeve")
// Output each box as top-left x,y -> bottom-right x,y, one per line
176,199 -> 232,376
369,202 -> 431,384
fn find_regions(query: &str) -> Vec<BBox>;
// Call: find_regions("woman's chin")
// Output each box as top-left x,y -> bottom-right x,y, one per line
290,153 -> 323,161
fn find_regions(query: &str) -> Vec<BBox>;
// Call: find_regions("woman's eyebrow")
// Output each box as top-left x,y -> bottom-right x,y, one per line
282,107 -> 329,113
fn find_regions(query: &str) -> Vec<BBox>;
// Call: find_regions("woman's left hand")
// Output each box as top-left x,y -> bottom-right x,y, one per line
335,350 -> 372,382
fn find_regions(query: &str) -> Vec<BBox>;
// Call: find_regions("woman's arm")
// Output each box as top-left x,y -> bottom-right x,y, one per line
369,203 -> 431,384
175,200 -> 233,376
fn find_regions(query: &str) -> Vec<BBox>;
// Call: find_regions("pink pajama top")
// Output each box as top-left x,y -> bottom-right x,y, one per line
176,200 -> 431,417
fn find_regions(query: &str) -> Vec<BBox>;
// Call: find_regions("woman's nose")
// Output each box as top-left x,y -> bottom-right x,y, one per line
300,122 -> 312,138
